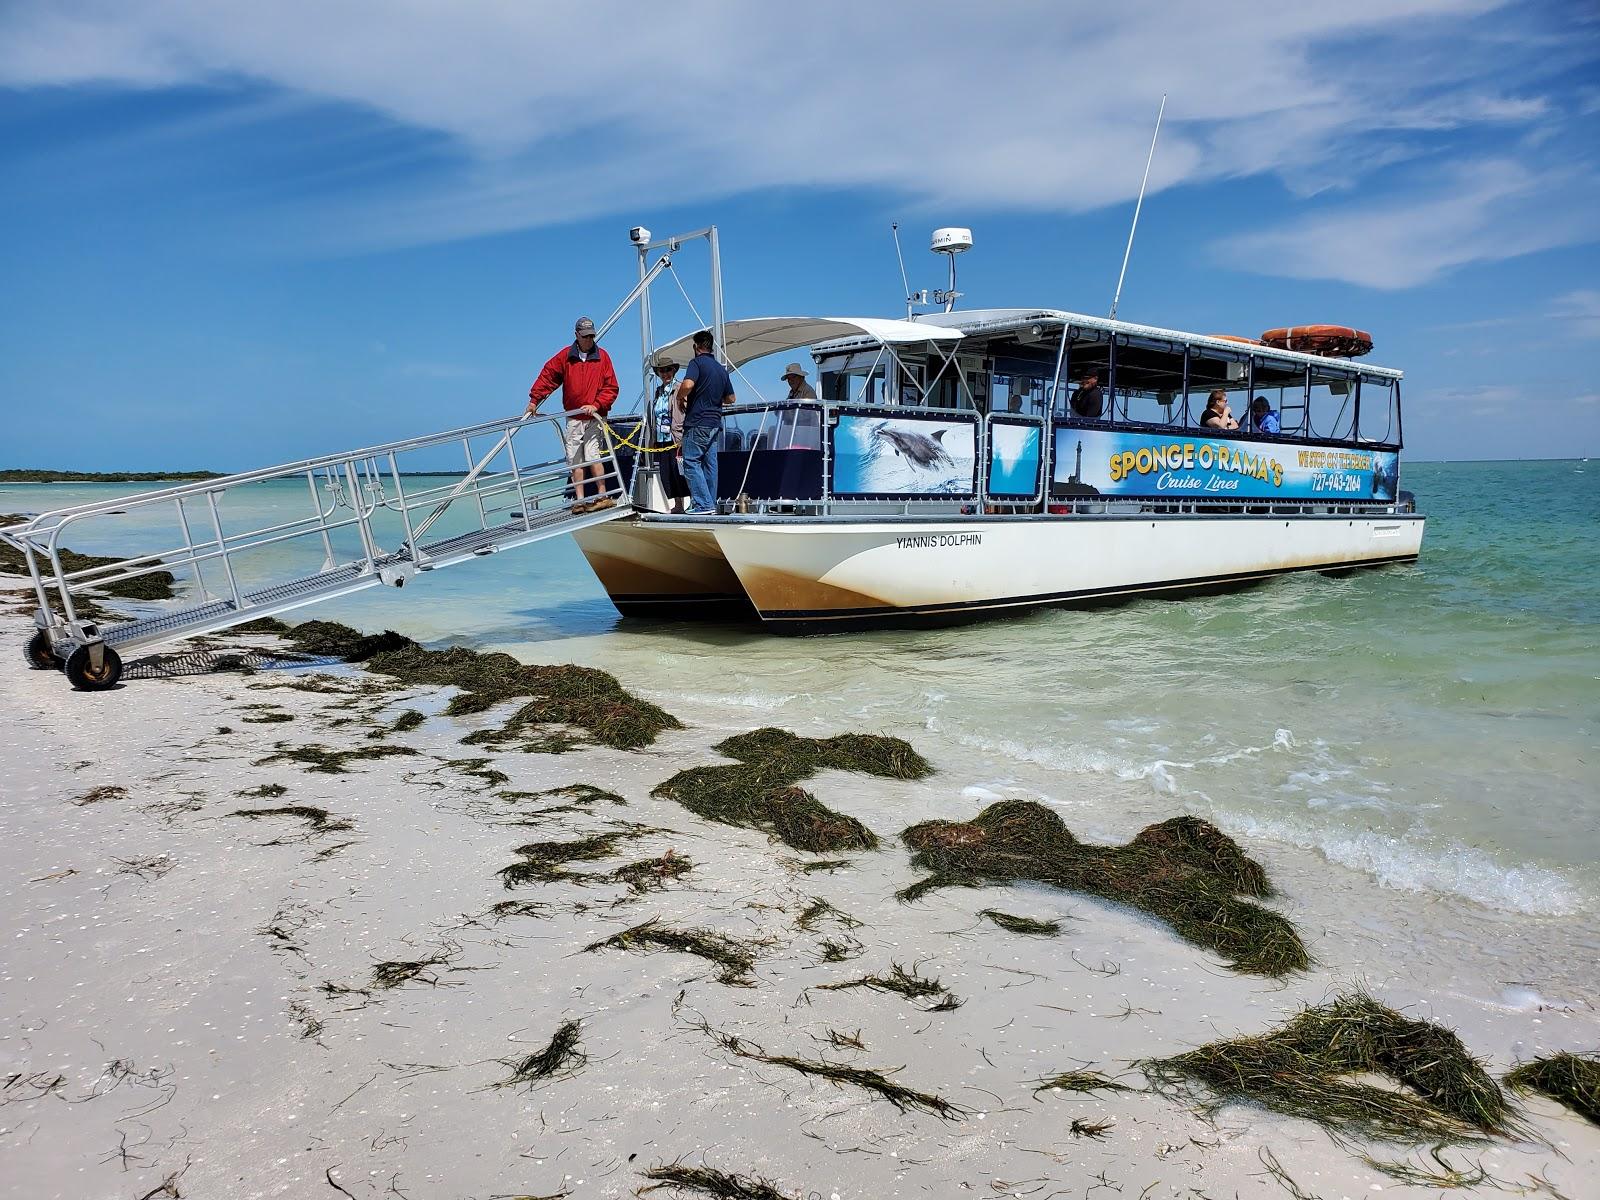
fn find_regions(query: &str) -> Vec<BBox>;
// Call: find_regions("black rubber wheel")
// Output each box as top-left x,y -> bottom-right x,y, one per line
65,644 -> 122,691
25,631 -> 61,671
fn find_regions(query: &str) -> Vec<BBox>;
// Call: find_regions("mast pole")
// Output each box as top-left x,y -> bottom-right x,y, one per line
1109,93 -> 1166,322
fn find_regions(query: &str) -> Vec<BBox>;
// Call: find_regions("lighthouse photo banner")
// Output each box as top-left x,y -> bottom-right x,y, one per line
1051,427 -> 1399,501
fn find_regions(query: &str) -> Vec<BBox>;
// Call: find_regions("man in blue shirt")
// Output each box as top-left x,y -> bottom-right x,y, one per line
673,329 -> 737,515
1250,396 -> 1281,434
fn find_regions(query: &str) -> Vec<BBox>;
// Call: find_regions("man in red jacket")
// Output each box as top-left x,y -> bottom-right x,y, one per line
527,316 -> 621,513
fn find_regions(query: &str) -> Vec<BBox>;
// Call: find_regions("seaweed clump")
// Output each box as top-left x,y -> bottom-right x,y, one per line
228,805 -> 353,836
979,909 -> 1063,936
497,1019 -> 585,1088
698,1021 -> 964,1118
498,831 -> 638,888
1034,1070 -> 1132,1095
366,709 -> 425,739
252,742 -> 418,774
1145,990 -> 1512,1142
899,801 -> 1304,976
584,919 -> 758,985
818,963 -> 961,1011
0,536 -> 176,600
1505,1052 -> 1600,1126
264,619 -> 681,750
641,1163 -> 799,1199
653,727 -> 931,854
71,785 -> 128,806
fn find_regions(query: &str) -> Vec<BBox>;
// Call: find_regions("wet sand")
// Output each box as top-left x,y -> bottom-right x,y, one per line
2,602 -> 1597,1200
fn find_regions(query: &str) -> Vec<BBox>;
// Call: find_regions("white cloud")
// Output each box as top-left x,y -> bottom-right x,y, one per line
1549,290 -> 1600,339
1211,158 -> 1600,288
0,0 -> 1590,257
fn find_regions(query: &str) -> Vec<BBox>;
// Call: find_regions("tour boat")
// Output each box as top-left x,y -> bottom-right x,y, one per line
578,302 -> 1423,632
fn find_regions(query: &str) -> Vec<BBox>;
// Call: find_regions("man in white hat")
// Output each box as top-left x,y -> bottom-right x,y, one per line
781,362 -> 818,400
650,353 -> 691,513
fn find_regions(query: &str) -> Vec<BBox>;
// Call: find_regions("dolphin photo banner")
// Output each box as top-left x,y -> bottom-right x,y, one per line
829,408 -> 979,499
1051,426 -> 1399,502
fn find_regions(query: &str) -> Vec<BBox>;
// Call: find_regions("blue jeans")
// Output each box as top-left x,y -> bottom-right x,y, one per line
681,422 -> 719,512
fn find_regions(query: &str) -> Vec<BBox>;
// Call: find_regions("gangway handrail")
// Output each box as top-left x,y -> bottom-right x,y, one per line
11,405 -> 633,692
4,411 -> 543,535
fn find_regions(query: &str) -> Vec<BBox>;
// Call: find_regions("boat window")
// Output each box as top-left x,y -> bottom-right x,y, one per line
1112,336 -> 1187,427
1183,342 -> 1250,426
778,406 -> 823,450
1356,376 -> 1398,445
1245,355 -> 1306,437
925,358 -> 984,412
892,359 -> 926,407
998,372 -> 1043,416
821,363 -> 887,405
1307,363 -> 1359,442
1051,328 -> 1110,420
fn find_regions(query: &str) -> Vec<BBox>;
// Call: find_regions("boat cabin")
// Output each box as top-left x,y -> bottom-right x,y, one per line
632,309 -> 1406,515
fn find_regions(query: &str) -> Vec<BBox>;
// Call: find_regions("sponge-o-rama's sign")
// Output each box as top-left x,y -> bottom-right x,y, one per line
1052,427 -> 1398,501
1109,440 -> 1286,487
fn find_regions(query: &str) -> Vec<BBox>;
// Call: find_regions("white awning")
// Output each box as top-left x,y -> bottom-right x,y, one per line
652,316 -> 962,370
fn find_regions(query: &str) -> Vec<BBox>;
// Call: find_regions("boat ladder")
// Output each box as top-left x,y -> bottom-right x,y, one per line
3,410 -> 632,690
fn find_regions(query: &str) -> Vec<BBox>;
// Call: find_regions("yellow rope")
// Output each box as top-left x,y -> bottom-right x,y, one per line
597,416 -> 680,454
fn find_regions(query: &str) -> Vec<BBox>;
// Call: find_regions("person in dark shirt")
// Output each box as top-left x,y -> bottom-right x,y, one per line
1070,368 -> 1104,419
1201,389 -> 1239,430
673,330 -> 737,515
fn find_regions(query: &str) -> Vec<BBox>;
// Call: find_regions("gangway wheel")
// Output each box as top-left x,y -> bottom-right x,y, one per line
24,631 -> 62,671
64,644 -> 122,691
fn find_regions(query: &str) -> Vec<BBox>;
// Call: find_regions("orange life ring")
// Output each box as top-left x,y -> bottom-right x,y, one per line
1260,325 -> 1373,358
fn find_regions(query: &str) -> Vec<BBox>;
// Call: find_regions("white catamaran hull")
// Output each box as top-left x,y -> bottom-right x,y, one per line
576,511 -> 1425,630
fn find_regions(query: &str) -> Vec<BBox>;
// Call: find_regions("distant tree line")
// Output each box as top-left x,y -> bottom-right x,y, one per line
0,469 -> 222,483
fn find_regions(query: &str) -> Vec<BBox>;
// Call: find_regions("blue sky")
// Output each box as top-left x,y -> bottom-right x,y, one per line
2,0 -> 1597,470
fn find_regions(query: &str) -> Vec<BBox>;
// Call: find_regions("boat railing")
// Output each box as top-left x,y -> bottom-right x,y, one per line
5,409 -> 631,671
683,393 -> 1411,518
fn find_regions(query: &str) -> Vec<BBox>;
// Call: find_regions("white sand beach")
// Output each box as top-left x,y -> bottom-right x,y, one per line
2,601 -> 1598,1200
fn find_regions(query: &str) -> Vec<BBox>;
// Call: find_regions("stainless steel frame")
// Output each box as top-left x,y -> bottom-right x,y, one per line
4,410 -> 630,674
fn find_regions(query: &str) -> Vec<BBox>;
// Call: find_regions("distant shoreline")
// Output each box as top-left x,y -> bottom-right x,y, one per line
0,469 -> 222,484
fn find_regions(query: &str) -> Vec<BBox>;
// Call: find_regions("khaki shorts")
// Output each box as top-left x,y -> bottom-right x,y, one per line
561,417 -> 606,464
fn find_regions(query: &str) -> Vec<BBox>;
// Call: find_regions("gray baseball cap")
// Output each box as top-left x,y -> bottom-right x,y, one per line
574,316 -> 596,335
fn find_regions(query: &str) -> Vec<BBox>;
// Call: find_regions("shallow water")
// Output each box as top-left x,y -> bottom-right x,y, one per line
5,459 -> 1596,917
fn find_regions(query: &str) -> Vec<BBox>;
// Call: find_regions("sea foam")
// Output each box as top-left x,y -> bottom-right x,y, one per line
1216,810 -> 1586,917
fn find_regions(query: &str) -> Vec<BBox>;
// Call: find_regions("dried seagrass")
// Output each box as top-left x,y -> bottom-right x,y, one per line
653,727 -> 930,854
1145,990 -> 1513,1142
899,800 -> 1303,975
1505,1051 -> 1600,1126
269,620 -> 681,750
497,1019 -> 585,1088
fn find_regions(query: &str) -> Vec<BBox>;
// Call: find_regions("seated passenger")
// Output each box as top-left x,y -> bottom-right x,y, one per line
1201,389 -> 1239,430
1070,369 -> 1104,419
1250,396 -> 1280,434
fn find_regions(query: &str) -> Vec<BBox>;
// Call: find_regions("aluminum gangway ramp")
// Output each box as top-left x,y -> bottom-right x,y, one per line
4,410 -> 634,690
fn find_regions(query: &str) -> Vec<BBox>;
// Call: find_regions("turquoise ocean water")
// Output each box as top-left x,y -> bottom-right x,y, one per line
4,460 -> 1595,917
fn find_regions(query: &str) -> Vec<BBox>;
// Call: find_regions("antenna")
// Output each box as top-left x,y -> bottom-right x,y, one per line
1109,93 -> 1166,321
891,222 -> 914,319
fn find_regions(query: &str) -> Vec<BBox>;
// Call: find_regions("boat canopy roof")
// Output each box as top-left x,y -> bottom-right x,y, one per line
914,308 -> 1403,379
654,316 -> 962,371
